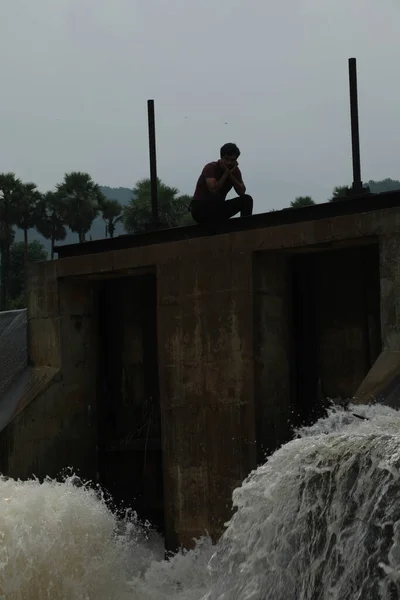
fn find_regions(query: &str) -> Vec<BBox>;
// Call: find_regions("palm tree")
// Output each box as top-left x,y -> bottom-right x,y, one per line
14,182 -> 42,265
0,172 -> 23,310
290,196 -> 316,208
35,191 -> 67,259
123,178 -> 192,233
57,172 -> 104,242
100,198 -> 123,238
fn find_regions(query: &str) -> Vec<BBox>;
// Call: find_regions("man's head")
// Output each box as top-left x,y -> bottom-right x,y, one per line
220,142 -> 240,169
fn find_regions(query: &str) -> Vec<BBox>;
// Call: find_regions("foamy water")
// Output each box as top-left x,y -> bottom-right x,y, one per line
2,403 -> 400,599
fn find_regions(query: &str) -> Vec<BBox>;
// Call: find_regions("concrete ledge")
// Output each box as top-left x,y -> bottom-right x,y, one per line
0,309 -> 27,398
353,350 -> 400,408
0,366 -> 60,433
55,190 -> 400,259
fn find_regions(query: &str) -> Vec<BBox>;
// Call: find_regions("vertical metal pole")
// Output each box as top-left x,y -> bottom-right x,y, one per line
147,99 -> 159,225
348,58 -> 363,193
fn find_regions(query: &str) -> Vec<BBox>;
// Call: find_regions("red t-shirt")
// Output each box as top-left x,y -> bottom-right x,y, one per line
193,161 -> 243,202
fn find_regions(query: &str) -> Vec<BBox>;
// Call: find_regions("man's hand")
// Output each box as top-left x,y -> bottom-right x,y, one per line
227,162 -> 246,196
219,159 -> 238,175
219,159 -> 229,172
217,159 -> 245,194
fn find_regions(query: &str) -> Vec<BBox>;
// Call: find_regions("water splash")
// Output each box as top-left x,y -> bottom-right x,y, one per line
205,403 -> 400,600
1,404 -> 400,599
0,476 -> 151,599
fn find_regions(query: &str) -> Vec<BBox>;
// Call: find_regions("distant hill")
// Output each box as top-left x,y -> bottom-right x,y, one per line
15,186 -> 132,253
367,179 -> 400,193
99,186 -> 132,205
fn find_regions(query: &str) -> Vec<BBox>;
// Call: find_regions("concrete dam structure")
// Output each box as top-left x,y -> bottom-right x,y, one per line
1,191 -> 400,551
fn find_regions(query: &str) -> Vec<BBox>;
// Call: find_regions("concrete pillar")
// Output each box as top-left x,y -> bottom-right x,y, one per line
158,249 -> 256,550
380,235 -> 400,351
27,261 -> 60,367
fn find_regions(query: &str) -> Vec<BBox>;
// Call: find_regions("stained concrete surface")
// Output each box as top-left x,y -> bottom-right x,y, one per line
0,310 -> 27,398
354,350 -> 400,408
2,203 -> 400,550
0,309 -> 28,430
0,309 -> 56,439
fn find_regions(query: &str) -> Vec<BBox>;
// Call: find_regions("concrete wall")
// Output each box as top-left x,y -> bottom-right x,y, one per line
315,246 -> 380,399
380,235 -> 400,351
0,309 -> 27,399
3,206 -> 400,549
253,252 -> 292,461
158,243 -> 256,547
97,275 -> 163,529
0,262 -> 99,483
350,235 -> 400,407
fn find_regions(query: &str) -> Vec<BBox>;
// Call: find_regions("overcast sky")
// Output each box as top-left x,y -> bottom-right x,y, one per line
0,0 -> 398,213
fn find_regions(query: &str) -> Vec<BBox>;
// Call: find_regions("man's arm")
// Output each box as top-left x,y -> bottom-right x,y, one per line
229,167 -> 246,196
204,163 -> 230,195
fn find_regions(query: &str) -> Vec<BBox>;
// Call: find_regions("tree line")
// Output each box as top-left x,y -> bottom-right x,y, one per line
290,179 -> 400,208
290,186 -> 358,208
0,171 -> 193,310
2,172 -> 398,311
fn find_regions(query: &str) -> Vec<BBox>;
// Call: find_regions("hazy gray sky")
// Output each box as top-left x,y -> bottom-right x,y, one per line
0,0 -> 398,212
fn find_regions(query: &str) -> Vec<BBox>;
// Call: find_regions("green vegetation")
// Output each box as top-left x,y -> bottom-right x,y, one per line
369,178 -> 400,193
35,191 -> 67,259
123,178 -> 193,233
329,186 -> 349,201
8,240 -> 48,309
0,172 -> 193,309
101,198 -> 123,238
290,196 -> 316,208
0,173 -> 21,310
56,172 -> 105,243
290,179 -> 400,207
1,168 -> 400,311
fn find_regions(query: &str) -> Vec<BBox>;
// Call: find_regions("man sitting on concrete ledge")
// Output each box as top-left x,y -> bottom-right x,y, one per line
190,143 -> 253,225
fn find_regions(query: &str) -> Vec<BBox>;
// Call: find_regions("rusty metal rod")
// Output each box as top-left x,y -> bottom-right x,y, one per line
348,58 -> 363,192
147,99 -> 159,224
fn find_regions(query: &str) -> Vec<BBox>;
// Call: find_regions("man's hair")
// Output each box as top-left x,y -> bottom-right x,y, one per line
220,143 -> 240,159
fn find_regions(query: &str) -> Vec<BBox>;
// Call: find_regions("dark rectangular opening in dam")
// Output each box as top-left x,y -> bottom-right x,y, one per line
254,242 -> 381,464
97,272 -> 164,532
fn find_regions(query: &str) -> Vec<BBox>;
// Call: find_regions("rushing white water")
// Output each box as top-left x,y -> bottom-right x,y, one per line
1,403 -> 400,599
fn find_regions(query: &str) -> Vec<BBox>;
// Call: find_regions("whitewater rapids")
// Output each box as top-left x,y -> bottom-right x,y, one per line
1,403 -> 400,599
